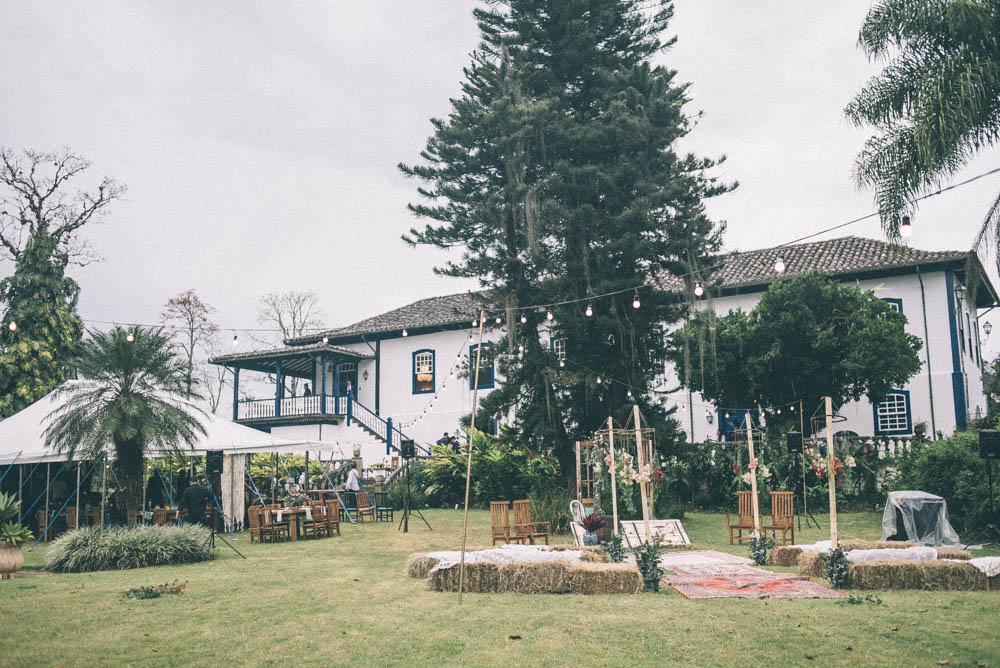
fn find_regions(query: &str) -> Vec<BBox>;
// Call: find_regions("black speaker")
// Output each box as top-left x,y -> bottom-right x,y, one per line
786,431 -> 802,454
400,439 -> 416,460
979,430 -> 1000,459
206,450 -> 224,474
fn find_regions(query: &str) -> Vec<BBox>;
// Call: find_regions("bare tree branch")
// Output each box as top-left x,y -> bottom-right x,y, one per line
161,289 -> 218,397
256,290 -> 325,396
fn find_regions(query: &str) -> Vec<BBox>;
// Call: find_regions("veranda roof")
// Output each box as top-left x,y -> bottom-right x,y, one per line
0,383 -> 337,465
209,341 -> 373,378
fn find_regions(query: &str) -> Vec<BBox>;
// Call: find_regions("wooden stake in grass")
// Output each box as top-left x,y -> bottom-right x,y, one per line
746,414 -> 761,535
458,310 -> 486,604
825,396 -> 838,547
633,404 -> 651,539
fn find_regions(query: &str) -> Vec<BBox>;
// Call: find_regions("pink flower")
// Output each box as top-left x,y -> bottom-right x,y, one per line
604,454 -> 613,466
748,457 -> 758,472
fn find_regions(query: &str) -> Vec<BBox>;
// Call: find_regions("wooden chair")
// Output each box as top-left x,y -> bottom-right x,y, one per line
324,499 -> 341,537
355,492 -> 376,522
512,499 -> 550,545
303,504 -> 328,539
490,501 -> 519,545
260,507 -> 290,543
373,491 -> 393,522
727,490 -> 759,545
763,491 -> 795,545
247,506 -> 265,544
66,506 -> 77,532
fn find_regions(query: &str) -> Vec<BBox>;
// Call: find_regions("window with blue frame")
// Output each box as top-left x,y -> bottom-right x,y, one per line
874,390 -> 911,435
469,343 -> 494,389
412,349 -> 435,394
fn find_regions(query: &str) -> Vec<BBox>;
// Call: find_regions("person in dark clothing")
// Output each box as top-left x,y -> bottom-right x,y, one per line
176,477 -> 212,527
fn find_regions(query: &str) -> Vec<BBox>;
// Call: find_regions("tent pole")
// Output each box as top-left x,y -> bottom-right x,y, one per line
100,459 -> 108,526
18,464 -> 22,523
458,309 -> 485,605
141,460 -> 148,518
75,463 -> 81,529
272,453 -> 277,505
609,416 -> 618,536
305,451 -> 310,491
44,463 -> 51,542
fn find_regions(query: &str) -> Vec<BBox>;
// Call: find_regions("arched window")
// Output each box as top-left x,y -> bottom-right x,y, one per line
412,349 -> 435,394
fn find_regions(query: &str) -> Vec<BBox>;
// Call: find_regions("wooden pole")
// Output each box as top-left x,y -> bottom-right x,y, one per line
746,415 -> 761,534
608,416 -> 618,536
800,399 -> 808,521
100,459 -> 108,526
17,465 -> 22,523
458,310 -> 486,604
76,463 -> 81,529
633,404 -> 651,539
825,396 -> 838,547
575,441 -> 582,502
44,463 -> 51,542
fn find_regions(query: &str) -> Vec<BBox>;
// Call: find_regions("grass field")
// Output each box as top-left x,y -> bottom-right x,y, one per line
3,510 -> 999,667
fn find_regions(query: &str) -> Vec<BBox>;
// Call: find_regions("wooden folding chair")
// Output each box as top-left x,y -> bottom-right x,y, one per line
490,501 -> 519,545
324,499 -> 341,537
763,490 -> 795,545
726,490 -> 758,544
512,499 -> 550,545
355,492 -> 375,522
303,504 -> 328,539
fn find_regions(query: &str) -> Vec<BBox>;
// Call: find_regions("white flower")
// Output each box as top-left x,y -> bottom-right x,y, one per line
845,456 -> 857,468
741,472 -> 754,485
758,464 -> 771,479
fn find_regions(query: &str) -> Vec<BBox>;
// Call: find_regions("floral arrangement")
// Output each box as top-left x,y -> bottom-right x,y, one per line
580,513 -> 604,533
282,492 -> 309,508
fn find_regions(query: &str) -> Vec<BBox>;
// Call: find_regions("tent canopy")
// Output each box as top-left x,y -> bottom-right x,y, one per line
0,383 -> 344,465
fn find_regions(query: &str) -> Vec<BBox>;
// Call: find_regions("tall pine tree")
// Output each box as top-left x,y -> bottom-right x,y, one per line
0,149 -> 122,417
400,0 -> 732,475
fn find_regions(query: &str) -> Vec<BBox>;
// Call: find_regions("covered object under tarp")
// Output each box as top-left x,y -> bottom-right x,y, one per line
0,382 -> 345,465
881,491 -> 961,547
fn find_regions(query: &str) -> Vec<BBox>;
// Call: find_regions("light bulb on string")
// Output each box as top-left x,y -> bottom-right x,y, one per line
495,315 -> 502,325
632,291 -> 641,309
585,304 -> 593,317
232,334 -> 239,346
899,215 -> 912,238
520,313 -> 527,324
596,376 -> 602,384
322,336 -> 329,344
546,310 -> 553,321
559,359 -> 565,368
472,319 -> 478,327
402,329 -> 408,337
773,255 -> 786,274
776,408 -> 782,415
789,404 -> 795,412
627,390 -> 633,398
7,321 -> 16,332
126,331 -> 135,342
694,282 -> 704,297
517,342 -> 524,354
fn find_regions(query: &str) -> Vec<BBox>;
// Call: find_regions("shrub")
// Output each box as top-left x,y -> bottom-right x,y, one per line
602,533 -> 625,563
748,533 -> 774,566
819,547 -> 850,589
46,525 -> 214,572
529,485 -> 572,534
634,540 -> 664,592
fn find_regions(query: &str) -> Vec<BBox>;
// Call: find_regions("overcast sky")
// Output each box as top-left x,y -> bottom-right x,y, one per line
3,1 -> 1000,345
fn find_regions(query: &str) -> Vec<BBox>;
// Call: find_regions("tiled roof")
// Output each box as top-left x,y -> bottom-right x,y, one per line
286,292 -> 485,345
655,236 -> 969,292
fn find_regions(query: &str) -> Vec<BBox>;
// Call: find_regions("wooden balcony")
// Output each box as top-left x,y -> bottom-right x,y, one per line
236,394 -> 348,426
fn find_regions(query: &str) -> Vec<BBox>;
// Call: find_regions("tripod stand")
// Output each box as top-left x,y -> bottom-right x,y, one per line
398,458 -> 431,533
201,512 -> 247,559
963,457 -> 1000,547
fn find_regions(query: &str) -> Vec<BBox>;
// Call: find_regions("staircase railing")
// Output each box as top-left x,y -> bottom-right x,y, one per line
347,394 -> 430,457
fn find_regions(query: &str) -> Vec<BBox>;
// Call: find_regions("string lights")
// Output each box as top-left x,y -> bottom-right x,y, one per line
585,304 -> 593,317
126,331 -> 135,342
694,282 -> 704,297
7,321 -> 16,332
899,215 -> 912,238
632,291 -> 641,309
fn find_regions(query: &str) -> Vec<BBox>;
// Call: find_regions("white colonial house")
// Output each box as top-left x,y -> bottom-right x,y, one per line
210,235 -> 996,468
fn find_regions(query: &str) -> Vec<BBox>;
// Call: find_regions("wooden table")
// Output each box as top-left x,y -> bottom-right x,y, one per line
273,507 -> 311,541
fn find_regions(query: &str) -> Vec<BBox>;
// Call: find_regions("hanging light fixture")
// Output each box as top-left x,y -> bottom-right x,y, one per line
322,335 -> 329,344
7,321 -> 16,332
232,334 -> 239,346
472,319 -> 478,327
596,376 -> 602,384
694,282 -> 704,297
899,214 -> 912,238
517,342 -> 524,354
777,408 -> 782,415
126,331 -> 135,342
773,255 -> 786,274
546,310 -> 553,321
585,304 -> 593,317
402,329 -> 408,337
559,359 -> 565,368
985,321 -> 993,338
632,291 -> 641,309
520,313 -> 527,324
789,404 -> 796,412
627,390 -> 633,398
495,315 -> 502,325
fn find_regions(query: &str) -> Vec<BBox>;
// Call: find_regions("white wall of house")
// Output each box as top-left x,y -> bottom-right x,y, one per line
658,269 -> 988,442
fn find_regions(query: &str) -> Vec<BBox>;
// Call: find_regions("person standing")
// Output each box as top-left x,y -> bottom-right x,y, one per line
176,477 -> 212,527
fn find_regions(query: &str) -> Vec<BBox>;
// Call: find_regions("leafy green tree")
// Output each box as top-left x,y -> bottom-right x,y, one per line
0,148 -> 123,417
846,0 -> 1000,237
401,0 -> 731,477
44,327 -> 206,527
667,273 -> 923,432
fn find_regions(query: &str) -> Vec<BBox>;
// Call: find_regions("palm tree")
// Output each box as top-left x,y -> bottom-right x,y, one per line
846,0 -> 1000,238
44,326 -> 206,527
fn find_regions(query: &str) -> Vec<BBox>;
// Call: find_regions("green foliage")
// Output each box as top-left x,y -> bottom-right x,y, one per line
45,525 -> 214,572
602,533 -> 625,563
386,461 -> 431,510
748,532 -> 774,566
888,432 -> 998,533
845,0 -> 1000,236
634,540 -> 664,593
529,485 -> 572,534
43,326 -> 206,522
0,491 -> 33,545
820,547 -> 851,589
123,580 -> 187,600
667,273 -> 922,418
0,491 -> 19,523
401,0 -> 729,478
420,432 -> 563,508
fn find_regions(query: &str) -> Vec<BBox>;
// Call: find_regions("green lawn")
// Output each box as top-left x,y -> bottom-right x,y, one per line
3,510 -> 999,667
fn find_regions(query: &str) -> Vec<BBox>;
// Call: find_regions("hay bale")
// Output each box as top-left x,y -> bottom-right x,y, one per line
426,560 -> 641,594
770,546 -> 803,567
797,551 -> 828,578
848,560 -> 989,591
446,544 -> 608,561
405,553 -> 440,578
934,547 -> 973,560
840,539 -> 913,550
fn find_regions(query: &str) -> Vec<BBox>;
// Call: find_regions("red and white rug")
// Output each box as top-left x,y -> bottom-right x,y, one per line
658,550 -> 843,599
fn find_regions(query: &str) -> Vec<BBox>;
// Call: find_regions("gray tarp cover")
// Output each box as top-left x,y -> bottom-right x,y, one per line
880,491 -> 961,547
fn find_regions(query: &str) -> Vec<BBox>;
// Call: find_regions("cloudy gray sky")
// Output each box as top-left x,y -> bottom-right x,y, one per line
3,1 -> 1000,343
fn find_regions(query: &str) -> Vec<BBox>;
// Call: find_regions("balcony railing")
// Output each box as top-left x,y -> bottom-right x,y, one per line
236,394 -> 348,422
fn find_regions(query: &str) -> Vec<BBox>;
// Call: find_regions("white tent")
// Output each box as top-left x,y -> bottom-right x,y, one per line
0,383 -> 345,465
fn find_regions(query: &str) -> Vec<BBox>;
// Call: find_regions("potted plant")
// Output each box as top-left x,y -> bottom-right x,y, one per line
0,492 -> 34,578
580,513 -> 604,546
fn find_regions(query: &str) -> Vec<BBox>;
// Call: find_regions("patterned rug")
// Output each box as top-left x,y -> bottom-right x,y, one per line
660,550 -> 844,599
